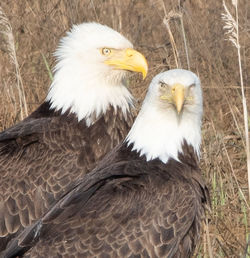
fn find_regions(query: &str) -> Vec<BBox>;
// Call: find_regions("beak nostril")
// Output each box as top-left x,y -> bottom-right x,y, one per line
126,49 -> 134,57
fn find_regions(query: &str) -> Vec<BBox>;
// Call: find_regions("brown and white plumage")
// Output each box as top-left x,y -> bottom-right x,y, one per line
0,22 -> 147,251
2,69 -> 209,258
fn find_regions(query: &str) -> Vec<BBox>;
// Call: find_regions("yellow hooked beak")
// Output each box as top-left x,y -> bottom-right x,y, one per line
104,48 -> 148,79
172,83 -> 185,114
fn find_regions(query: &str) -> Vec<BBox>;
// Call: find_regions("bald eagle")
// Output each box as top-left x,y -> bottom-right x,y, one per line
3,69 -> 209,258
0,22 -> 148,250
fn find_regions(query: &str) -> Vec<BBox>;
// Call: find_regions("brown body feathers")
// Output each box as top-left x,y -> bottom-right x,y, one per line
2,142 -> 209,258
0,101 -> 133,251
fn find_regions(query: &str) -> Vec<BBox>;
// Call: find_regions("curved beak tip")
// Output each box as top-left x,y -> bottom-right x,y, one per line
142,66 -> 148,80
131,50 -> 148,80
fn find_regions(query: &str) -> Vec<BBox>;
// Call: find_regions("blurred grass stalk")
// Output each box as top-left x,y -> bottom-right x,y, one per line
0,7 -> 28,120
41,53 -> 53,81
222,0 -> 250,199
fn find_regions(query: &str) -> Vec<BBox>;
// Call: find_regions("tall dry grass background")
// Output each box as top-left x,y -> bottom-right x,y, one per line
0,0 -> 249,257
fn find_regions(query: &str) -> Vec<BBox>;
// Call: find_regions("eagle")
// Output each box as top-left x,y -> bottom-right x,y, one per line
0,22 -> 148,251
2,69 -> 209,258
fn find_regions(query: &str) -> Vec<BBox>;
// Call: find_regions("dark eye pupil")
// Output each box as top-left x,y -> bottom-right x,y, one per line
103,48 -> 110,55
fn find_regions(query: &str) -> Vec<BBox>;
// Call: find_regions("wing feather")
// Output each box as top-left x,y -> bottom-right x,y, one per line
2,162 -> 206,258
0,107 -> 132,251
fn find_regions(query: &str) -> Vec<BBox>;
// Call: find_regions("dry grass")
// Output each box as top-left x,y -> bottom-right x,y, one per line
222,0 -> 250,201
0,0 -> 249,257
0,6 -> 28,120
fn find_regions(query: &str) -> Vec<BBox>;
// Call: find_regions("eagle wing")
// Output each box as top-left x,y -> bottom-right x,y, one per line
0,116 -> 90,243
3,160 -> 205,258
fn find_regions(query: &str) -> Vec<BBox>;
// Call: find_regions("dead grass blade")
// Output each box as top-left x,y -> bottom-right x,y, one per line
0,7 -> 28,119
222,0 -> 250,198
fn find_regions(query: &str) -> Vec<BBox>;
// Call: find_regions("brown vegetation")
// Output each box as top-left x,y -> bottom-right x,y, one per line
0,0 -> 249,257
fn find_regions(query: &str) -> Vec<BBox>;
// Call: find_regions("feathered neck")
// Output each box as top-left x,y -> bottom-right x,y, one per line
126,103 -> 202,164
46,65 -> 134,126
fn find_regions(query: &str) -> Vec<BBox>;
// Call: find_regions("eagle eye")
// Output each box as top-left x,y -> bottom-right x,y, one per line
159,81 -> 167,88
101,48 -> 111,56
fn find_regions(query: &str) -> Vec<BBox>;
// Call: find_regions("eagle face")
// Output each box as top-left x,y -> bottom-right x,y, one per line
102,47 -> 148,80
55,22 -> 147,85
149,69 -> 202,116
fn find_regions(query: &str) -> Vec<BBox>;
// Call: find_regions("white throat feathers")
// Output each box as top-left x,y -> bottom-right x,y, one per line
126,69 -> 203,163
46,23 -> 137,124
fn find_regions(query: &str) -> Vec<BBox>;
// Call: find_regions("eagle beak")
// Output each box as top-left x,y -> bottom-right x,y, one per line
172,83 -> 185,114
104,48 -> 148,79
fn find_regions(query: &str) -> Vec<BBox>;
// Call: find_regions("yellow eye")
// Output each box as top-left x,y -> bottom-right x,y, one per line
102,48 -> 111,55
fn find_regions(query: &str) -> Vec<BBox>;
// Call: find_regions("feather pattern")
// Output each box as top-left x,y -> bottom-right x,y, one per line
0,101 -> 133,251
1,142 -> 209,258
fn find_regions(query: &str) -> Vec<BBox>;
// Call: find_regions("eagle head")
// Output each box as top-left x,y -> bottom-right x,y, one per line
127,69 -> 203,163
46,22 -> 148,121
